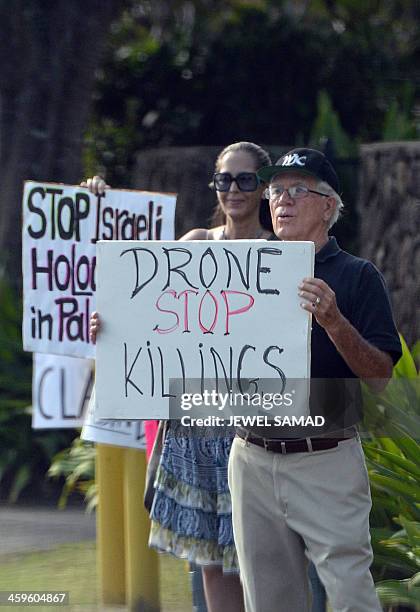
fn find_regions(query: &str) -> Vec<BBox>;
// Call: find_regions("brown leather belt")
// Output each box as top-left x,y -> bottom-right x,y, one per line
236,428 -> 350,454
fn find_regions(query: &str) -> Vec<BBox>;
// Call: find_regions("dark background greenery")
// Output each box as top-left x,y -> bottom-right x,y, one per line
84,0 -> 419,186
0,281 -> 75,503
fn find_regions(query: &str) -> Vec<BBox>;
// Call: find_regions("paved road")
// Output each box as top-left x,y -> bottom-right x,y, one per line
0,505 -> 96,555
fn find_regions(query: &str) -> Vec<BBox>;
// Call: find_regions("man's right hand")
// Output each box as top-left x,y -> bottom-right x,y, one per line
90,311 -> 101,344
80,176 -> 110,195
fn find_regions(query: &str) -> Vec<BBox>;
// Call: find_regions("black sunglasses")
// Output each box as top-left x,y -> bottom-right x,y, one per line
213,172 -> 260,192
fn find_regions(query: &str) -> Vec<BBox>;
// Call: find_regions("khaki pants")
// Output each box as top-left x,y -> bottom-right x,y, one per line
228,435 -> 382,612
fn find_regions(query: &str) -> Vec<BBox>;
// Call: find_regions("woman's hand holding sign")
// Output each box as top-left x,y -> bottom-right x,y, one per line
90,311 -> 101,344
80,175 -> 109,195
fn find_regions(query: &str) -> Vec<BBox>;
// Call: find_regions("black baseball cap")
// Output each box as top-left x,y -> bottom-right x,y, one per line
257,148 -> 340,193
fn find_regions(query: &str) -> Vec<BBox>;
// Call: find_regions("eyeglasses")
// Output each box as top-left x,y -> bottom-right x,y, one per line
264,185 -> 329,200
213,172 -> 260,192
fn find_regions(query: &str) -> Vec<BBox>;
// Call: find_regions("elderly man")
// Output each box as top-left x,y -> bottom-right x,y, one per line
228,148 -> 402,612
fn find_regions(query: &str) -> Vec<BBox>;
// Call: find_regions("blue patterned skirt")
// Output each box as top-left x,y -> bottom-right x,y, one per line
149,421 -> 238,572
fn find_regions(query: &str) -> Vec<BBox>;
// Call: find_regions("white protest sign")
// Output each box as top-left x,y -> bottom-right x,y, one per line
95,240 -> 314,420
22,182 -> 176,358
32,353 -> 93,429
81,388 -> 146,449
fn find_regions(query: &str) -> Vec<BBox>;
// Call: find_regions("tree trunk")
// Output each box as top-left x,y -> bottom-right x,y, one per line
0,0 -> 126,284
358,142 -> 420,346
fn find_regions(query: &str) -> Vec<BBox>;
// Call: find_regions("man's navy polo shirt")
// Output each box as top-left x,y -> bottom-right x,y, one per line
256,235 -> 402,436
312,236 -> 402,378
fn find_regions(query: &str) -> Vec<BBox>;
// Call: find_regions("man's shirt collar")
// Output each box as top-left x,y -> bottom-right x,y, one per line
315,236 -> 341,263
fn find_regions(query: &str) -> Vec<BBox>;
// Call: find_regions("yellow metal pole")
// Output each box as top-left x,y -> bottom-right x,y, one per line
124,447 -> 160,612
96,443 -> 126,605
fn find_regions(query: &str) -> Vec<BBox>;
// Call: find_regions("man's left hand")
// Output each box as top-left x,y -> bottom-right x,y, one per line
299,277 -> 342,331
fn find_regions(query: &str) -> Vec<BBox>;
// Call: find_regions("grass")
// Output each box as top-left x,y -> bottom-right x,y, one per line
0,541 -> 191,611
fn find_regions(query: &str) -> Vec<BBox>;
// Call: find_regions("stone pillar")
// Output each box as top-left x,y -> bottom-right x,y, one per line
132,146 -> 221,239
358,142 -> 420,345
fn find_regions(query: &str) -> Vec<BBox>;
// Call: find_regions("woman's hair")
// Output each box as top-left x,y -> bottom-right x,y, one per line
210,142 -> 272,230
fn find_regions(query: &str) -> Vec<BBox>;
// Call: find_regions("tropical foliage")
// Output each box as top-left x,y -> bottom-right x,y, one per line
48,437 -> 96,512
362,338 -> 420,609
